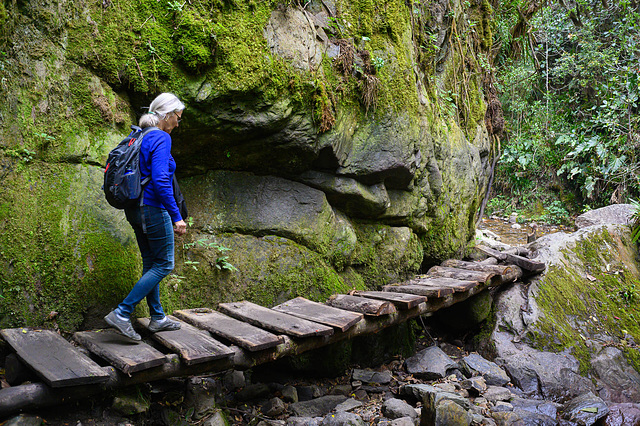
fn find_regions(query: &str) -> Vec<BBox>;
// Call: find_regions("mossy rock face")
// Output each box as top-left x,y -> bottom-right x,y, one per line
494,223 -> 640,389
0,0 -> 495,330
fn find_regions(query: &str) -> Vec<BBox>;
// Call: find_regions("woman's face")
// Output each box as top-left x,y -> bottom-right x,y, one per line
162,110 -> 182,134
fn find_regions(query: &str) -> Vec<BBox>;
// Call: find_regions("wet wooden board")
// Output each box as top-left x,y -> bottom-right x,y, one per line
426,266 -> 495,285
73,330 -> 166,374
174,309 -> 284,352
0,328 -> 109,388
411,276 -> 479,292
272,297 -> 363,332
219,301 -> 334,338
326,294 -> 397,316
441,259 -> 513,276
352,291 -> 426,310
136,316 -> 234,365
382,284 -> 454,298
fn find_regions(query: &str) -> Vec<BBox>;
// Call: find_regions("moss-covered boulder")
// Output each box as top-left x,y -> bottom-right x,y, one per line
492,216 -> 640,403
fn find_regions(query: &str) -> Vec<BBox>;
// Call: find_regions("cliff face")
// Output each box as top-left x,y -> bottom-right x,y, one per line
0,0 -> 497,329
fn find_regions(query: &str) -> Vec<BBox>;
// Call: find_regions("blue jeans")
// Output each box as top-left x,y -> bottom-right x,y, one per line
116,205 -> 174,320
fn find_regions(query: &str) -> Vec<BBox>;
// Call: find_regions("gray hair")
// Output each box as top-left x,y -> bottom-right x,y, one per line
139,93 -> 185,128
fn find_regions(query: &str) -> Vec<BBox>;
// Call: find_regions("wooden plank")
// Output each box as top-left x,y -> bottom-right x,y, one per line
272,297 -> 363,332
136,316 -> 234,365
352,291 -> 426,310
0,328 -> 109,388
412,276 -> 479,292
73,330 -> 166,374
174,308 -> 284,352
426,266 -> 495,285
326,294 -> 397,316
382,284 -> 455,297
219,301 -> 334,338
441,259 -> 514,276
476,245 -> 546,272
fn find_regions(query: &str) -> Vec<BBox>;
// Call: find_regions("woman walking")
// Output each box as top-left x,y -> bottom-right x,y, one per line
105,93 -> 187,340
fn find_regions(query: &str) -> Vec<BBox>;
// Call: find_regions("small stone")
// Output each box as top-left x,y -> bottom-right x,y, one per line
382,398 -> 418,420
236,383 -> 271,401
492,401 -> 513,412
203,411 -> 228,426
263,397 -> 286,417
223,370 -> 245,391
286,417 -> 322,426
320,411 -> 365,426
483,386 -> 512,402
330,384 -> 352,396
3,414 -> 45,426
389,417 -> 415,426
298,385 -> 323,401
353,389 -> 368,400
352,369 -> 392,385
282,385 -> 299,403
335,398 -> 363,412
462,376 -> 488,395
434,382 -> 457,393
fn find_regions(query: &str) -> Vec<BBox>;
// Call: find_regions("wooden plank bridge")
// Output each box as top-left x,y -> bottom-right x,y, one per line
0,246 -> 545,416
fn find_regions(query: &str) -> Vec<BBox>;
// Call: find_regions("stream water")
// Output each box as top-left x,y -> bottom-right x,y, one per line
478,216 -> 576,246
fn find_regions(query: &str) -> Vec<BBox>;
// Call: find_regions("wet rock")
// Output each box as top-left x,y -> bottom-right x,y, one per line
321,411 -> 366,426
112,387 -> 151,415
330,384 -> 353,396
184,377 -> 219,420
401,384 -> 469,410
335,398 -> 363,412
510,397 -> 560,419
3,414 -> 45,426
236,383 -> 271,401
461,354 -> 510,387
298,384 -> 324,401
559,392 -> 608,425
601,403 -> 640,426
381,398 -> 418,420
422,398 -> 472,425
491,402 -> 513,413
282,385 -> 299,403
290,395 -> 348,417
389,417 -> 415,426
263,397 -> 287,417
352,368 -> 392,384
482,386 -> 512,402
287,417 -> 323,426
461,376 -> 487,395
574,204 -> 634,229
591,346 -> 640,403
202,411 -> 229,426
404,346 -> 459,380
223,370 -> 246,391
493,333 -> 595,402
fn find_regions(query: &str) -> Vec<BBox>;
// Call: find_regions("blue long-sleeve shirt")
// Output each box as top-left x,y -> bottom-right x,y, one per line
139,129 -> 182,223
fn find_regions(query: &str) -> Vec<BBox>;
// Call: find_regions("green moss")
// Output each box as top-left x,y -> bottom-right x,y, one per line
530,228 -> 640,374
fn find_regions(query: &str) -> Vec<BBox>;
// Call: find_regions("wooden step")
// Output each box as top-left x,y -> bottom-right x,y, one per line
174,309 -> 284,352
0,328 -> 110,388
219,301 -> 334,338
136,316 -> 234,365
382,284 -> 455,297
272,297 -> 363,332
74,330 -> 166,374
352,291 -> 426,310
426,266 -> 496,285
411,276 -> 479,292
441,259 -> 514,276
326,294 -> 397,316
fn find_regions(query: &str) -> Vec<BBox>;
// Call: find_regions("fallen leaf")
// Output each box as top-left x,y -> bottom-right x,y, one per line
581,407 -> 598,413
586,273 -> 597,282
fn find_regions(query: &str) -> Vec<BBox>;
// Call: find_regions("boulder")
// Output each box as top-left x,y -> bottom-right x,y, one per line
381,398 -> 418,420
559,392 -> 609,425
321,411 -> 366,426
460,354 -> 510,387
601,403 -> 640,426
404,346 -> 459,380
290,395 -> 348,418
574,204 -> 634,229
352,369 -> 392,385
591,346 -> 640,403
422,398 -> 472,426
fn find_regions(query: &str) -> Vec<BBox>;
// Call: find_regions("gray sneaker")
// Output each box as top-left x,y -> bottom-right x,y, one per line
104,311 -> 141,341
148,316 -> 181,332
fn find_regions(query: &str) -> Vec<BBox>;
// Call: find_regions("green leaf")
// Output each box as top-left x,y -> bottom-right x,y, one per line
580,407 -> 598,413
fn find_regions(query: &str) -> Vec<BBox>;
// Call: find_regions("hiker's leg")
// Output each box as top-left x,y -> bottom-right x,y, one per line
118,206 -> 174,319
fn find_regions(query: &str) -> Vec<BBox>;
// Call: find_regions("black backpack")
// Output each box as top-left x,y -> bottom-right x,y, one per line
103,125 -> 158,209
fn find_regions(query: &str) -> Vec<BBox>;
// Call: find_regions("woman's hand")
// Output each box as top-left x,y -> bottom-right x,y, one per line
174,220 -> 187,236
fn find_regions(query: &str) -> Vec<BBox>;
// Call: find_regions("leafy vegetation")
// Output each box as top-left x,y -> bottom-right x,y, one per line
492,1 -> 640,216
